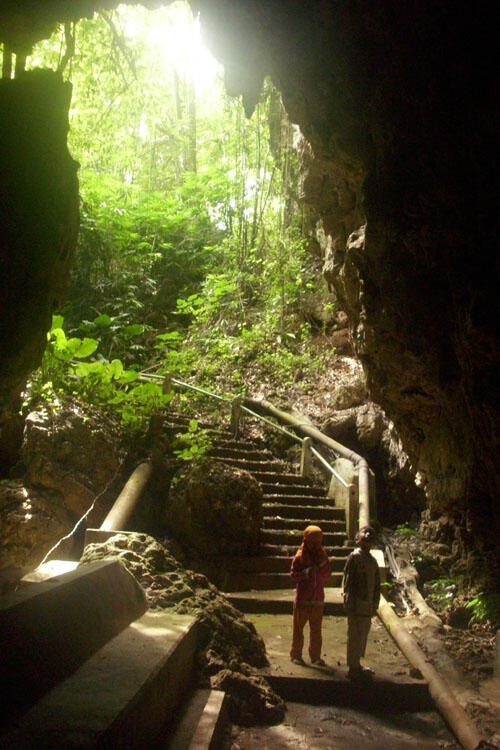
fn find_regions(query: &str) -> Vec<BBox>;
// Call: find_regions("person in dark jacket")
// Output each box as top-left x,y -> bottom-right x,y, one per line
342,525 -> 380,680
290,524 -> 331,666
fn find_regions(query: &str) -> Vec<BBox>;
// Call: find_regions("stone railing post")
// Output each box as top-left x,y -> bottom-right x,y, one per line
230,396 -> 242,438
162,372 -> 172,394
300,437 -> 312,478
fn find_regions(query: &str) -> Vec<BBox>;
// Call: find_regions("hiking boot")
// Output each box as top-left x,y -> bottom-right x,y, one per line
311,657 -> 326,666
291,656 -> 305,665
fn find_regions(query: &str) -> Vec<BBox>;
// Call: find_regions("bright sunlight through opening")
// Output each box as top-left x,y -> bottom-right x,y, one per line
122,2 -> 221,96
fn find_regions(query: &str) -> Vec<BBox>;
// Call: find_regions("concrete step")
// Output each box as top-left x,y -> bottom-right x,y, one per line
263,672 -> 432,711
208,446 -> 275,461
211,456 -> 285,473
248,613 -> 432,711
223,555 -> 349,574
0,607 -> 199,749
263,517 -> 346,532
212,438 -> 263,451
261,484 -> 326,497
251,471 -> 317,486
0,559 -> 147,725
263,503 -> 345,521
262,493 -> 334,506
162,688 -> 230,750
260,544 -> 354,557
262,529 -> 347,547
223,571 -> 344,591
225,588 -> 346,615
160,413 -> 231,434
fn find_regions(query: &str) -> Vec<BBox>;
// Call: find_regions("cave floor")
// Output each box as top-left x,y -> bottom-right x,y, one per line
249,612 -> 416,681
229,702 -> 459,749
232,613 -> 462,749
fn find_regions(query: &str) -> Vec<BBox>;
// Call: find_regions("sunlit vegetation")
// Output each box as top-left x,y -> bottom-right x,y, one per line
24,2 -> 334,426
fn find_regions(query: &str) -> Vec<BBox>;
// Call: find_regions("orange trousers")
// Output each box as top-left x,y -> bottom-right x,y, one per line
290,603 -> 324,661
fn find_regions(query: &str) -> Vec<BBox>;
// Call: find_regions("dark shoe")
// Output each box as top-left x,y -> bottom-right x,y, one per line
311,657 -> 326,666
348,666 -> 373,681
291,656 -> 305,665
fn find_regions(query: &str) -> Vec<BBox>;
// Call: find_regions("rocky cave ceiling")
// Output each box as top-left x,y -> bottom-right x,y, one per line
0,1 -> 498,553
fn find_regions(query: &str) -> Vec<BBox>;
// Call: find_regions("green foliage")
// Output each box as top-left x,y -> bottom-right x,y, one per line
410,550 -> 435,572
380,581 -> 397,597
423,578 -> 459,608
26,316 -> 172,430
172,419 -> 212,460
24,4 -> 335,430
66,171 -> 221,364
465,592 -> 500,624
394,522 -> 418,537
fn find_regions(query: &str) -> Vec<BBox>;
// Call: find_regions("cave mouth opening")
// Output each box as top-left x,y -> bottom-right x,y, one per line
1,0 -> 343,476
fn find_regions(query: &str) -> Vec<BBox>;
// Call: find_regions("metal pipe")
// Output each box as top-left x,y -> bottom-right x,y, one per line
310,446 -> 349,487
244,397 -> 360,462
100,462 -> 152,532
241,404 -> 301,443
137,372 -> 230,402
244,397 -> 372,528
357,458 -> 370,528
378,596 -> 484,750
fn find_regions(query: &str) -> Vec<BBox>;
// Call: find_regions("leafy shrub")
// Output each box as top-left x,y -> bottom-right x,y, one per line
423,578 -> 459,609
25,315 -> 172,430
465,592 -> 500,625
172,419 -> 212,460
394,522 -> 418,537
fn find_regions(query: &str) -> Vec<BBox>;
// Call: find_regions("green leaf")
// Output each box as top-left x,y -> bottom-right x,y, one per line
117,369 -> 139,384
156,331 -> 182,342
50,327 -> 67,350
123,323 -> 145,337
109,359 -> 124,378
93,313 -> 112,327
73,337 -> 99,358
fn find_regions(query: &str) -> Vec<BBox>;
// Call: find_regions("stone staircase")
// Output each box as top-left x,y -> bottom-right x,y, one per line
0,411 -> 414,749
162,412 -> 354,597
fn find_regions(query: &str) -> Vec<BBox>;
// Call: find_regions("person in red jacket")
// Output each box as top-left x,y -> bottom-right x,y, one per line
290,524 -> 331,666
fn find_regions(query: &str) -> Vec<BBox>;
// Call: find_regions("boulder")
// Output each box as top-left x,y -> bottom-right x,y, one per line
81,532 -> 278,725
166,459 -> 263,557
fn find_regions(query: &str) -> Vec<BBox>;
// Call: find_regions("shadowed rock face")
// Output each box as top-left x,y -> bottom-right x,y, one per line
0,2 -> 498,554
0,69 -> 79,469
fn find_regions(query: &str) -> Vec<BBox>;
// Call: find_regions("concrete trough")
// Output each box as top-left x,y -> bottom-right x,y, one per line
0,559 -> 147,725
166,688 -> 230,750
0,611 -> 199,749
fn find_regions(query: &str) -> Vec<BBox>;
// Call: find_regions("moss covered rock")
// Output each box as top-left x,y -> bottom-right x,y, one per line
80,532 -> 277,725
166,458 -> 263,556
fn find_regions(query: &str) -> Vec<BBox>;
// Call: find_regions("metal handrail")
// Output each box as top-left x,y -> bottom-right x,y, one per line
310,445 -> 349,488
139,372 -> 230,403
240,404 -> 302,444
137,370 -> 372,532
243,396 -> 371,529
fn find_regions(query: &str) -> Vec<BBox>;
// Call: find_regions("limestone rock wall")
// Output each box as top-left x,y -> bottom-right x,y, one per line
0,2 -> 498,555
0,70 -> 79,468
192,0 -> 499,551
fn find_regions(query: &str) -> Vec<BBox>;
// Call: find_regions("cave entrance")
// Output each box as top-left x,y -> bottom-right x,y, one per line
17,0 -> 328,389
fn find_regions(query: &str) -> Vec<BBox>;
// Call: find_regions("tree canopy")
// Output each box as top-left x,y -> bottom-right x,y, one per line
23,1 -> 334,427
